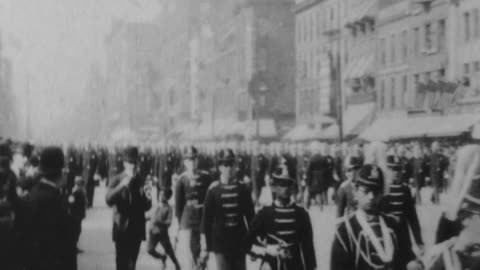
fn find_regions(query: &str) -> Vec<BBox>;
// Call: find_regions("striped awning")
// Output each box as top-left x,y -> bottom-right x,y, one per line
361,113 -> 480,141
344,55 -> 374,80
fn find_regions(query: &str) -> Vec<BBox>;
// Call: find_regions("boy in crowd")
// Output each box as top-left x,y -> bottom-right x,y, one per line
147,188 -> 180,270
68,176 -> 88,253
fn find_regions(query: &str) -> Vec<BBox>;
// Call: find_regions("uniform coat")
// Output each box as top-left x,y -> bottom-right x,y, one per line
245,202 -> 317,270
331,212 -> 401,270
23,180 -> 76,270
201,181 -> 255,255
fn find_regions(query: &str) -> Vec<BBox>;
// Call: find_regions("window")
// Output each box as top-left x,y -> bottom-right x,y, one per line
425,23 -> 432,50
390,34 -> 396,63
438,19 -> 446,51
380,38 -> 386,65
401,75 -> 408,108
317,10 -> 322,37
359,23 -> 366,35
465,12 -> 471,42
310,12 -> 315,41
401,30 -> 408,60
413,27 -> 420,55
475,61 -> 480,72
465,63 -> 471,74
439,68 -> 446,80
425,72 -> 431,82
379,80 -> 385,110
474,9 -> 480,38
391,77 -> 396,109
303,16 -> 307,42
344,41 -> 349,65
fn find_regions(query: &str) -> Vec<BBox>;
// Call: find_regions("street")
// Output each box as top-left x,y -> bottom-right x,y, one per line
78,186 -> 442,270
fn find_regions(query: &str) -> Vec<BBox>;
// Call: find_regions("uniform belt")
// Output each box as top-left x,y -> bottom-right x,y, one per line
186,200 -> 203,208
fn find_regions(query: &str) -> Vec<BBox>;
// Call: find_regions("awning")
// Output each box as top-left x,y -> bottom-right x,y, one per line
230,119 -> 278,139
111,127 -> 137,143
345,55 -> 374,80
283,124 -> 324,141
346,0 -> 376,26
361,114 -> 480,141
323,102 -> 376,139
166,122 -> 199,140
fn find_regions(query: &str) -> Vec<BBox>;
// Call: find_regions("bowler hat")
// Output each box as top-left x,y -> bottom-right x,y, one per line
386,155 -> 401,170
39,146 -> 65,176
217,148 -> 235,165
345,156 -> 362,170
123,146 -> 139,163
357,164 -> 384,191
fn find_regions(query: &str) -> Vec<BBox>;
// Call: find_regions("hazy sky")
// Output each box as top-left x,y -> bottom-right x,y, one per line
0,0 -> 162,139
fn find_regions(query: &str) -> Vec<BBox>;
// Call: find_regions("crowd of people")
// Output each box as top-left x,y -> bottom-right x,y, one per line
0,137 -> 478,270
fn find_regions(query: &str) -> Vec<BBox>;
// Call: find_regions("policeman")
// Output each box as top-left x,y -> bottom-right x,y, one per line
200,148 -> 255,270
396,145 -> 413,186
424,145 -> 480,270
429,142 -> 449,205
83,144 -> 98,208
245,164 -> 316,270
411,143 -> 429,204
331,164 -> 402,270
382,155 -> 424,269
175,146 -> 213,270
306,142 -> 329,210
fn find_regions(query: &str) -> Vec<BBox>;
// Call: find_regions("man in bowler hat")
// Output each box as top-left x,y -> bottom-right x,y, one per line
106,146 -> 152,270
23,146 -> 76,270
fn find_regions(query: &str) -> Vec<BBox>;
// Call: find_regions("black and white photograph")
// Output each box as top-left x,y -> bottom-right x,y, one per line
0,0 -> 480,269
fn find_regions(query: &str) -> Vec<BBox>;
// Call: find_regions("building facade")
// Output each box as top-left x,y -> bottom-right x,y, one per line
193,0 -> 296,139
294,0 -> 339,126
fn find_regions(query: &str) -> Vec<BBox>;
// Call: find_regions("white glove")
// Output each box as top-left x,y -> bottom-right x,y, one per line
265,245 -> 281,257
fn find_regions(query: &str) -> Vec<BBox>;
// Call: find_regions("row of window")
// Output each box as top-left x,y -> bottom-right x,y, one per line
464,9 -> 480,42
378,69 -> 448,110
379,19 -> 446,66
378,75 -> 408,110
464,61 -> 480,74
296,6 -> 337,44
296,50 -> 323,80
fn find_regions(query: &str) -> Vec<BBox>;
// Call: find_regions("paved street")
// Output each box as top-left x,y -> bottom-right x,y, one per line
79,186 -> 442,270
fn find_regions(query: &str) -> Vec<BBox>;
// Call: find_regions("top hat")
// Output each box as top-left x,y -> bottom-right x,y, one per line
386,155 -> 402,170
183,145 -> 198,159
123,146 -> 139,163
345,155 -> 362,170
357,164 -> 384,191
217,148 -> 235,165
39,146 -> 65,177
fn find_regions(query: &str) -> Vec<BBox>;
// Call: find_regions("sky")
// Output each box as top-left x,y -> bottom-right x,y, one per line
0,0 -> 163,140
